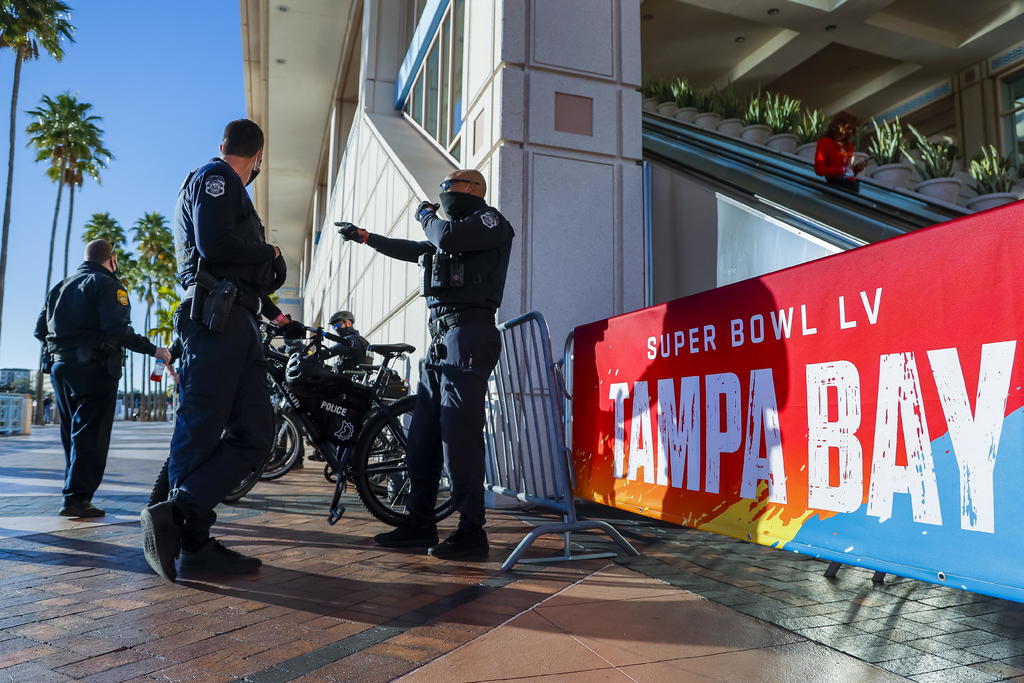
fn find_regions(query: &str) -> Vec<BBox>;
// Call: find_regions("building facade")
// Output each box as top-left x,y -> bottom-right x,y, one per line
241,0 -> 1024,365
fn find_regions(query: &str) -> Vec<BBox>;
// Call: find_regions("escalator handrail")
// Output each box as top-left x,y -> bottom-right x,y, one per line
643,113 -> 967,245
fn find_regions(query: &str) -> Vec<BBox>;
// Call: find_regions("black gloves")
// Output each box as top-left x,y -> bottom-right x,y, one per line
280,318 -> 306,340
416,201 -> 439,223
336,221 -> 367,242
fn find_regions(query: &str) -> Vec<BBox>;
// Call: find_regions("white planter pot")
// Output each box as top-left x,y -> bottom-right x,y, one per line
966,192 -> 1019,212
796,142 -> 817,161
643,98 -> 659,113
740,124 -> 772,145
694,112 -> 721,130
766,133 -> 798,154
914,177 -> 962,204
870,163 -> 914,189
717,118 -> 744,137
657,102 -> 680,117
674,107 -> 698,123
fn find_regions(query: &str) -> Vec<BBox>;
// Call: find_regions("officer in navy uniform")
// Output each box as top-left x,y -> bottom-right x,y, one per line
140,119 -> 304,581
323,310 -> 371,371
338,168 -> 514,559
35,239 -> 172,518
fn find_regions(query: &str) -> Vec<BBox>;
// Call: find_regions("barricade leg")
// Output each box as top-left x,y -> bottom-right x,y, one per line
500,517 -> 641,571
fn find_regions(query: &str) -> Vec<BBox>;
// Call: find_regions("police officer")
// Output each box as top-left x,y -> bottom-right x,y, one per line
338,168 -> 514,559
34,239 -> 172,518
140,119 -> 304,581
323,310 -> 370,371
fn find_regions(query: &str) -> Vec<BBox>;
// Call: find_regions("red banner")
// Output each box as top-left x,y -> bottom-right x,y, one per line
572,203 -> 1024,600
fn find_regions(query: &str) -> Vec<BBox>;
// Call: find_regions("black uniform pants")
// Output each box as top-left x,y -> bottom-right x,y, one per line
167,304 -> 272,549
405,322 -> 501,530
50,360 -> 119,504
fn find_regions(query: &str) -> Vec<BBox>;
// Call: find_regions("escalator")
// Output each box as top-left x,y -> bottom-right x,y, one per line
642,112 -> 969,303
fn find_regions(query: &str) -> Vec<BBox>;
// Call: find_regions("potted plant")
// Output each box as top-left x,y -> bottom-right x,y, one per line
741,91 -> 772,145
906,125 -> 960,204
654,79 -> 679,117
794,109 -> 827,161
764,93 -> 801,154
641,78 -> 660,113
967,146 -> 1020,211
715,82 -> 745,137
866,117 -> 913,188
693,87 -> 721,130
671,78 -> 698,123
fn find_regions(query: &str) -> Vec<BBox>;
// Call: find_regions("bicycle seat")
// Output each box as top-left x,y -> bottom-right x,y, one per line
368,343 -> 415,357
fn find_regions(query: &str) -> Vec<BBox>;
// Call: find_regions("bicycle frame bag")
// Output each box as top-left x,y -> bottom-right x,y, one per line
288,370 -> 372,446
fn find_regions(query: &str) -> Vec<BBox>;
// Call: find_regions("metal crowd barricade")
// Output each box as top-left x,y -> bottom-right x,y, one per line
0,394 -> 24,435
484,311 -> 639,571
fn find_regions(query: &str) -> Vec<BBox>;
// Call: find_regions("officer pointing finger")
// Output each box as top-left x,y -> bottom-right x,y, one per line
339,168 -> 514,559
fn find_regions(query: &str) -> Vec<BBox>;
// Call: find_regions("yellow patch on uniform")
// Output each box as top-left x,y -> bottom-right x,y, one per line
116,289 -> 129,306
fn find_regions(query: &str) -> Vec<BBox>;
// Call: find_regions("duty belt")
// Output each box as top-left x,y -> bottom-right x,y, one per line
183,284 -> 261,315
428,309 -> 495,338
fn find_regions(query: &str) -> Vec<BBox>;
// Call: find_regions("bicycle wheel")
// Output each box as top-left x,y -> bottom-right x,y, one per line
352,394 -> 455,527
260,410 -> 304,480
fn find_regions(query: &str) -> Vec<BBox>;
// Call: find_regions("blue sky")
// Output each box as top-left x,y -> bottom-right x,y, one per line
0,1 -> 244,373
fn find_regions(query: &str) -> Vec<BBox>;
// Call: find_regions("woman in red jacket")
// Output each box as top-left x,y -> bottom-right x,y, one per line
814,111 -> 866,192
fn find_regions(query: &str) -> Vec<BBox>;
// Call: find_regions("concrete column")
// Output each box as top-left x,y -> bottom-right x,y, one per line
463,0 -> 645,347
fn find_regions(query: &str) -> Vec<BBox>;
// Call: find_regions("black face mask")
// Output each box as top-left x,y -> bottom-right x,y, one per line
439,191 -> 486,219
246,155 -> 263,186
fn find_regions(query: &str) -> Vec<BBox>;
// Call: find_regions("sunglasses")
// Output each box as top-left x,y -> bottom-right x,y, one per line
439,178 -> 480,192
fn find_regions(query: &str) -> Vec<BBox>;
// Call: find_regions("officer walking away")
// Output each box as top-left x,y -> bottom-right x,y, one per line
34,239 -> 172,518
140,119 -> 304,581
338,168 -> 514,560
323,310 -> 370,371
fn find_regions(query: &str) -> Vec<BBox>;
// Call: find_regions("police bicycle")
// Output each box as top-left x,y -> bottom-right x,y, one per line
148,325 -> 454,527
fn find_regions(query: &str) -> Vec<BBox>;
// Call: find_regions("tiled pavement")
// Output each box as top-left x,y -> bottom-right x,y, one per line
1,424 -> 1024,681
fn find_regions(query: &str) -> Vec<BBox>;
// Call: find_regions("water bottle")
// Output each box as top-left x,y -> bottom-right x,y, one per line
150,359 -> 166,382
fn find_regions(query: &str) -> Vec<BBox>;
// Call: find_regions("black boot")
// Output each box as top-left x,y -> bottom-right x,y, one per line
59,500 -> 105,518
374,520 -> 439,548
140,501 -> 182,582
428,527 -> 489,560
179,538 -> 262,574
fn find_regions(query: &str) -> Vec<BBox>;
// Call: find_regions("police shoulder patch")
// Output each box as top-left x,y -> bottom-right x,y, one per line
116,289 -> 129,306
204,175 -> 226,197
480,211 -> 499,229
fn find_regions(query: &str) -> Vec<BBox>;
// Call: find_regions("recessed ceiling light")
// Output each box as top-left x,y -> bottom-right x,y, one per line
825,24 -> 838,31
275,58 -> 286,64
767,8 -> 780,15
735,36 -> 746,43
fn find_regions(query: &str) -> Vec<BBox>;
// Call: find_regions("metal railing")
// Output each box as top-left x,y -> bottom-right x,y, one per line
0,394 -> 26,435
484,311 -> 638,571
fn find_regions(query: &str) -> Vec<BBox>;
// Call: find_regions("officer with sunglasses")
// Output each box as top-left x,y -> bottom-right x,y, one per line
337,168 -> 513,559
324,310 -> 370,372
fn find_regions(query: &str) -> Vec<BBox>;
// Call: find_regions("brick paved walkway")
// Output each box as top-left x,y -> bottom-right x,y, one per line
1,424 -> 1023,681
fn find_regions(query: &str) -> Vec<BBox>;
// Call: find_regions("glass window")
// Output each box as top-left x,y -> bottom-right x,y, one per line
425,41 -> 439,139
451,0 -> 465,139
400,1 -> 467,161
1003,73 -> 1024,167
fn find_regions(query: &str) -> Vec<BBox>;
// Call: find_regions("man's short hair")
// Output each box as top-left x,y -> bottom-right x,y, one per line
222,119 -> 264,158
84,239 -> 113,264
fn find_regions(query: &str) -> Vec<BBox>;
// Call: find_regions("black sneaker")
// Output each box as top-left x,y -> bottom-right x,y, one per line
140,501 -> 182,582
374,521 -> 439,548
59,501 -> 105,518
428,527 -> 490,560
179,538 -> 262,574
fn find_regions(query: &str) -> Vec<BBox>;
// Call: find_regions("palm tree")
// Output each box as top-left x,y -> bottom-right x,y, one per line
117,252 -> 140,419
0,0 -> 73,350
26,92 -> 110,296
62,149 -> 109,277
81,211 -> 125,248
132,212 -> 174,420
